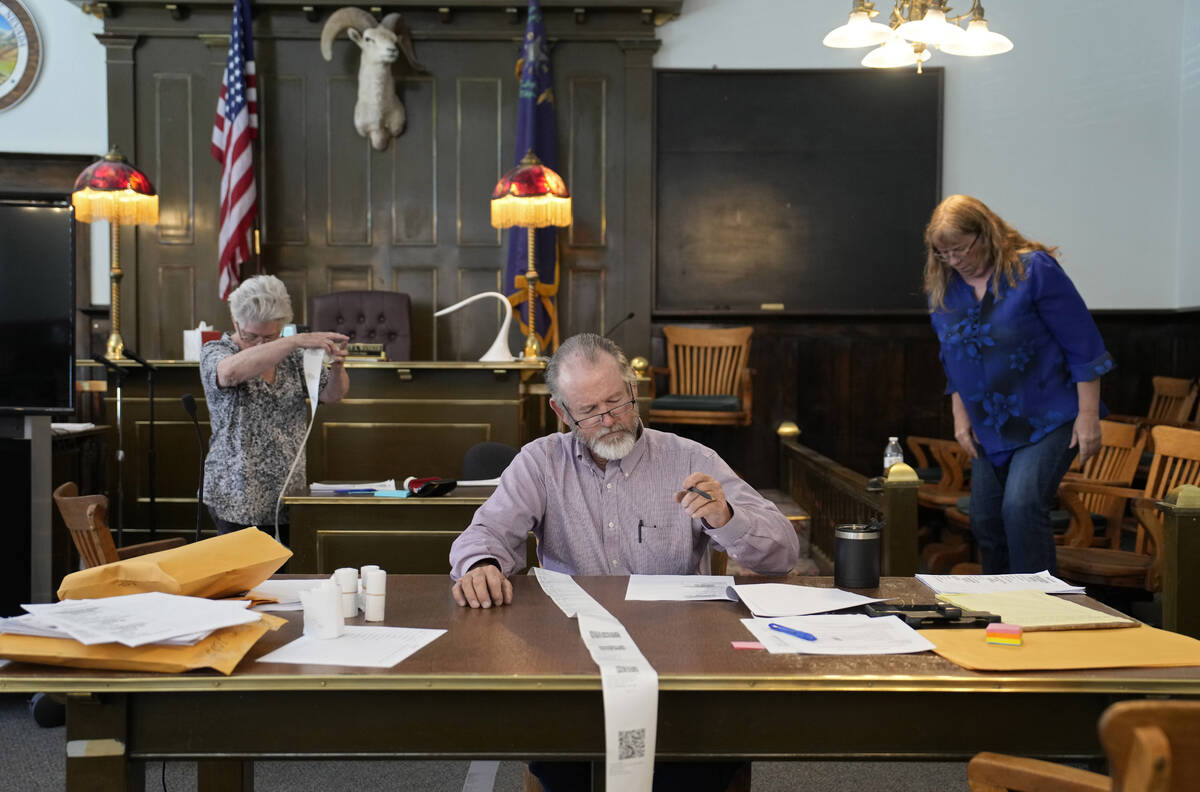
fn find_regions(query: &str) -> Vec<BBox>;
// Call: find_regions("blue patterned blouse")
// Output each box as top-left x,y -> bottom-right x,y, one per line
930,251 -> 1115,466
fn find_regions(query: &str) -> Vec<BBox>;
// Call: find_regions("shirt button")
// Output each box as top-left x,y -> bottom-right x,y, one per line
608,521 -> 614,528
606,483 -> 612,489
611,560 -> 618,566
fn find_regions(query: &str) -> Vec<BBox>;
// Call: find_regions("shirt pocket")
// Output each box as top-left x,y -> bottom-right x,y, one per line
629,506 -> 699,575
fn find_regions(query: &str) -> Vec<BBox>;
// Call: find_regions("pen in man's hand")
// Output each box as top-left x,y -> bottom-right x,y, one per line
686,485 -> 713,500
768,622 -> 817,642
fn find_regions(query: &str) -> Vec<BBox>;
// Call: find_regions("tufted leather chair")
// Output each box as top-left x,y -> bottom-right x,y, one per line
310,290 -> 412,362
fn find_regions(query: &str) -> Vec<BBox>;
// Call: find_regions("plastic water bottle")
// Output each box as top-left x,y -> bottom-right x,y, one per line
883,436 -> 903,474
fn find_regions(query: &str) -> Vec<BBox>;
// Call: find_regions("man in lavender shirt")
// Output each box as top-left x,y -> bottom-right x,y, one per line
450,332 -> 798,609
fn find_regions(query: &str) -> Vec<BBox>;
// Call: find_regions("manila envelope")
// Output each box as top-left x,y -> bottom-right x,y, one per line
57,527 -> 292,601
0,613 -> 286,675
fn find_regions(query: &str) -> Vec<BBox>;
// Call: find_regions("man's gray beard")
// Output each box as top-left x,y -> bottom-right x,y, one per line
583,422 -> 638,461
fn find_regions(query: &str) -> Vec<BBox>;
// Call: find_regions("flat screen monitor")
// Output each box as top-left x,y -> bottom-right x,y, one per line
0,199 -> 75,415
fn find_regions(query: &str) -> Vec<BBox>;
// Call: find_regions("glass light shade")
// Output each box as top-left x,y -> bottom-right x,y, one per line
897,8 -> 964,48
862,35 -> 930,69
490,150 -> 572,229
939,18 -> 1013,56
822,10 -> 891,48
71,147 -> 159,225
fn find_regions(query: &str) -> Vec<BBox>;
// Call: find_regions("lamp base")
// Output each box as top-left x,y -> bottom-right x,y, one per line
105,332 -> 125,361
522,332 -> 542,360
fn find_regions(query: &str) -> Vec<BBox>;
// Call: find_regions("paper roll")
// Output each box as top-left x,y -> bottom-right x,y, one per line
300,581 -> 344,639
332,567 -> 358,593
364,592 -> 385,622
364,568 -> 387,594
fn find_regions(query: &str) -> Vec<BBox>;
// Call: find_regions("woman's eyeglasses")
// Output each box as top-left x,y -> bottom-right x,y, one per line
933,234 -> 978,264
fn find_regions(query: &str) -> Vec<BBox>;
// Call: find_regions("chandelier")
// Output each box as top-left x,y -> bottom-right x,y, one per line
823,1 -> 1012,73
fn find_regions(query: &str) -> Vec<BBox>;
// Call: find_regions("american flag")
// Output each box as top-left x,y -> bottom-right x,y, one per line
211,0 -> 258,301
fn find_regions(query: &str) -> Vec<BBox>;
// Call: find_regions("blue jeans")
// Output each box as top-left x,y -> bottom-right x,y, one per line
969,421 -> 1076,574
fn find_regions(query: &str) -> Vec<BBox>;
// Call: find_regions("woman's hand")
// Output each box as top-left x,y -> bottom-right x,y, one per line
950,392 -> 979,459
1071,412 -> 1102,464
289,331 -> 348,356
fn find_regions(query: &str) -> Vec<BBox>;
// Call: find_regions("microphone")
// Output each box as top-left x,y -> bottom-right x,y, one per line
122,348 -> 156,370
92,355 -> 126,379
605,312 -> 635,337
182,393 -> 207,542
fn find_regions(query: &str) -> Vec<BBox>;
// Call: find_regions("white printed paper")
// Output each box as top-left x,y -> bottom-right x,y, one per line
257,625 -> 445,668
625,574 -> 736,602
534,571 -> 658,792
731,583 -> 884,617
916,571 -> 1084,595
22,593 -> 259,647
740,615 -> 935,655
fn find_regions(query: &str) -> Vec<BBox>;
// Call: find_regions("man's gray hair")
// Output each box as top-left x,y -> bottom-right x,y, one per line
545,333 -> 635,408
228,275 -> 294,328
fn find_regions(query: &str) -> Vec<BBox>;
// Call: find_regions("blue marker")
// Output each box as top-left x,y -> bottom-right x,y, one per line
768,622 -> 817,642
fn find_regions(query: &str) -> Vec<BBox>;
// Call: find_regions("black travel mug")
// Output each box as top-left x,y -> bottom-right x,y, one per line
834,522 -> 880,589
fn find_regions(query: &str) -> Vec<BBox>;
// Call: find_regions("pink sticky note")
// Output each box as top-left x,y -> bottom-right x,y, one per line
731,641 -> 765,650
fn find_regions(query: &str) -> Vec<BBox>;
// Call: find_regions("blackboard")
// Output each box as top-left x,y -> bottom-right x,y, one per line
655,69 -> 942,314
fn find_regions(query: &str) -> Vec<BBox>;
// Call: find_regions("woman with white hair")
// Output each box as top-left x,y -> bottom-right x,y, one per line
199,275 -> 350,543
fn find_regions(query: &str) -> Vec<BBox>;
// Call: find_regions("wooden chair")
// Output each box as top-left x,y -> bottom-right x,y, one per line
645,326 -> 753,427
906,437 -> 973,573
1108,376 -> 1198,428
52,482 -> 185,569
1058,420 -> 1148,548
1056,425 -> 1200,592
967,698 -> 1200,792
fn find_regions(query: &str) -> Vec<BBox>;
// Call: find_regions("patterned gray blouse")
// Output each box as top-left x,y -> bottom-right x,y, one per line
199,334 -> 328,525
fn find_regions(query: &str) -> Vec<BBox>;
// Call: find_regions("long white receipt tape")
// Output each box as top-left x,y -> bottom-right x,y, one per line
534,568 -> 658,792
300,580 -> 344,639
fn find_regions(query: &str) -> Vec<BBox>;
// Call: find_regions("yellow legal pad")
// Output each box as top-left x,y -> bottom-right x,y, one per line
936,589 -> 1136,631
922,624 -> 1200,671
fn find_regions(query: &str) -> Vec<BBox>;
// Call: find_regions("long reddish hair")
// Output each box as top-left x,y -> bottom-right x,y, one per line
923,194 -> 1059,311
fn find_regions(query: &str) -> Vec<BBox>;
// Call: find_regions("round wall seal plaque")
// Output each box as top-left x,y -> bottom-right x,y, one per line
0,0 -> 42,111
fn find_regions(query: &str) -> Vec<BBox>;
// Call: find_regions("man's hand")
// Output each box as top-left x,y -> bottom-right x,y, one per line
675,473 -> 732,528
451,564 -> 513,609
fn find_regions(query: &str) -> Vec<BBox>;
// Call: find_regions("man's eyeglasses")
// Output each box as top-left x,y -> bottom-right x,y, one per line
564,386 -> 638,429
933,234 -> 978,264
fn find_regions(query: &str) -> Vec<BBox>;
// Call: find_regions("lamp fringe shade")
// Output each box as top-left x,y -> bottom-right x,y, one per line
490,150 -> 572,229
71,147 -> 159,225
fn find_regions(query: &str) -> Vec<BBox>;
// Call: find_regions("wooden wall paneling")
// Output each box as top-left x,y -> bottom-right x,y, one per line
275,268 -> 309,326
325,267 -> 374,293
153,73 -> 195,246
391,266 -> 438,360
325,74 -> 372,246
455,77 -> 503,247
259,73 -> 308,247
392,75 -> 438,246
617,40 -> 658,356
567,265 -> 606,338
155,266 -> 196,357
567,75 -> 607,248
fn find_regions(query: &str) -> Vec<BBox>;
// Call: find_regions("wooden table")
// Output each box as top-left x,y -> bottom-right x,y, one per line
3,576 -> 1199,791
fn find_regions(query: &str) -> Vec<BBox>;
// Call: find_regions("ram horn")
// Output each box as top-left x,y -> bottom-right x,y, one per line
381,12 -> 429,73
320,6 -> 378,61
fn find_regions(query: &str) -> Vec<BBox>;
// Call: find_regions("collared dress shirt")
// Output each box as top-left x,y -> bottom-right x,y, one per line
449,427 -> 799,579
930,251 -> 1115,467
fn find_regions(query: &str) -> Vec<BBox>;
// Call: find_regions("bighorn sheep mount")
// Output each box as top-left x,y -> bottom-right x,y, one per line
320,7 -> 427,151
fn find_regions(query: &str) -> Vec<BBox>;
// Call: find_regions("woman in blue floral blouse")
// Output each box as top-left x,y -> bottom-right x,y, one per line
924,195 -> 1115,574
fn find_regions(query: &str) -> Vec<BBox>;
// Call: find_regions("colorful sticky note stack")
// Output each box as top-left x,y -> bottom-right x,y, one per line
985,623 -> 1023,647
